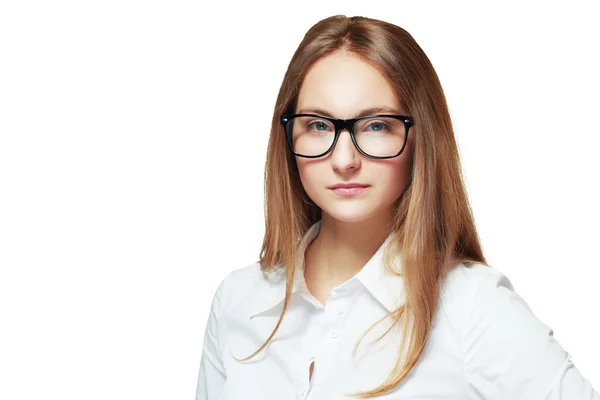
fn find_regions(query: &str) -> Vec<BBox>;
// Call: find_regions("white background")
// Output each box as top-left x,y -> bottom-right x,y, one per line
1,1 -> 598,399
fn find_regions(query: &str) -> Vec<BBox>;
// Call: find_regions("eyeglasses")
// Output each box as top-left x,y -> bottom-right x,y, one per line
279,113 -> 414,159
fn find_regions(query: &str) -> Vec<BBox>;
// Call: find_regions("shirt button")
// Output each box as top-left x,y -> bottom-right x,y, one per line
329,329 -> 339,339
334,307 -> 344,315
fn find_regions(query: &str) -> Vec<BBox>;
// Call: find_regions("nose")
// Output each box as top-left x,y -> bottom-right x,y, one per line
329,129 -> 361,172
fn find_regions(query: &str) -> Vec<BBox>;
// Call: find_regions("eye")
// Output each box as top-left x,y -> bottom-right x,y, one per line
307,120 -> 332,131
366,121 -> 390,131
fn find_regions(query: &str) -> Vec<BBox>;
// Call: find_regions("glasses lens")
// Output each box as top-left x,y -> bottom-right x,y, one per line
286,116 -> 336,157
354,116 -> 407,157
286,116 -> 407,157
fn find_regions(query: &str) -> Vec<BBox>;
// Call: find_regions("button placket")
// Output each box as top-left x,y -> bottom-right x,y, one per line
308,297 -> 347,386
328,300 -> 346,322
291,317 -> 320,399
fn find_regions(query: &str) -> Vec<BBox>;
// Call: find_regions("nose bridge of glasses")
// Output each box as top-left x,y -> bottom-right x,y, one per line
330,119 -> 360,157
333,118 -> 357,135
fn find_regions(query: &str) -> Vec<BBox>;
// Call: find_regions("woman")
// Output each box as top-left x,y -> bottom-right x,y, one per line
195,15 -> 599,400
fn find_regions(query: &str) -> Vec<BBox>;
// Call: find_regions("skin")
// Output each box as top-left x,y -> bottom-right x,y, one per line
295,50 -> 415,306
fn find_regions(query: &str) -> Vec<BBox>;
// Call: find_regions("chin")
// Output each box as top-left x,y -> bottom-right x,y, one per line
318,203 -> 381,223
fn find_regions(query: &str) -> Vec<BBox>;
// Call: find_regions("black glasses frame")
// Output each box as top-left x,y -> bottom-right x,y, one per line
279,113 -> 415,159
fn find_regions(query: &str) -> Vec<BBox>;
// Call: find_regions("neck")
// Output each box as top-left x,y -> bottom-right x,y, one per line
304,210 -> 393,287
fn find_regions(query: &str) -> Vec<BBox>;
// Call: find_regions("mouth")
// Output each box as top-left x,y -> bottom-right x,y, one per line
329,185 -> 369,196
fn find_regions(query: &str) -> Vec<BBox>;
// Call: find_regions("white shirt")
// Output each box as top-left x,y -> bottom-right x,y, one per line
196,219 -> 599,399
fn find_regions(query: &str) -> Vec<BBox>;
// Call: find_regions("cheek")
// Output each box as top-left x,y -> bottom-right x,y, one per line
376,161 -> 410,184
296,158 -> 321,189
372,154 -> 413,196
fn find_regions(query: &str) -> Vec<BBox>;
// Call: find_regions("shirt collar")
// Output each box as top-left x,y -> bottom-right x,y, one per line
249,219 -> 404,319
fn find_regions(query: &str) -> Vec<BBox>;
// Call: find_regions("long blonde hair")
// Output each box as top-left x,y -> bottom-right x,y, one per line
236,15 -> 488,398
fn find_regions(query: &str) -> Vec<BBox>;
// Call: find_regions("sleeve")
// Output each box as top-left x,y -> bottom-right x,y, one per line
463,268 -> 599,400
195,276 -> 228,400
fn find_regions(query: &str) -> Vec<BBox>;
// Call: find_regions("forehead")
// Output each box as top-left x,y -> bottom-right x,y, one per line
296,51 -> 402,118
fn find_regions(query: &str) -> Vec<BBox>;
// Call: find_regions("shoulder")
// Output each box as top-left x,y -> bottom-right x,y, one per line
216,260 -> 262,299
214,260 -> 280,313
439,261 -> 540,340
439,261 -> 513,314
441,262 -> 571,399
442,261 -> 511,292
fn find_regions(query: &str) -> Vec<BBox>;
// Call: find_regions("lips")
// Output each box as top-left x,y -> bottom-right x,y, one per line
329,185 -> 368,196
328,183 -> 369,189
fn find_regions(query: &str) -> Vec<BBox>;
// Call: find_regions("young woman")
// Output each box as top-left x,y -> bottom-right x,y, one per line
195,15 -> 599,400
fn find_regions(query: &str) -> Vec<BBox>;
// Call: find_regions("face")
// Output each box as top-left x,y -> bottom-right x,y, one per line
294,50 -> 414,223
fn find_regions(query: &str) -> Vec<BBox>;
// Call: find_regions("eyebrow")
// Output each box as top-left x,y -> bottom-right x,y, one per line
295,106 -> 405,119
